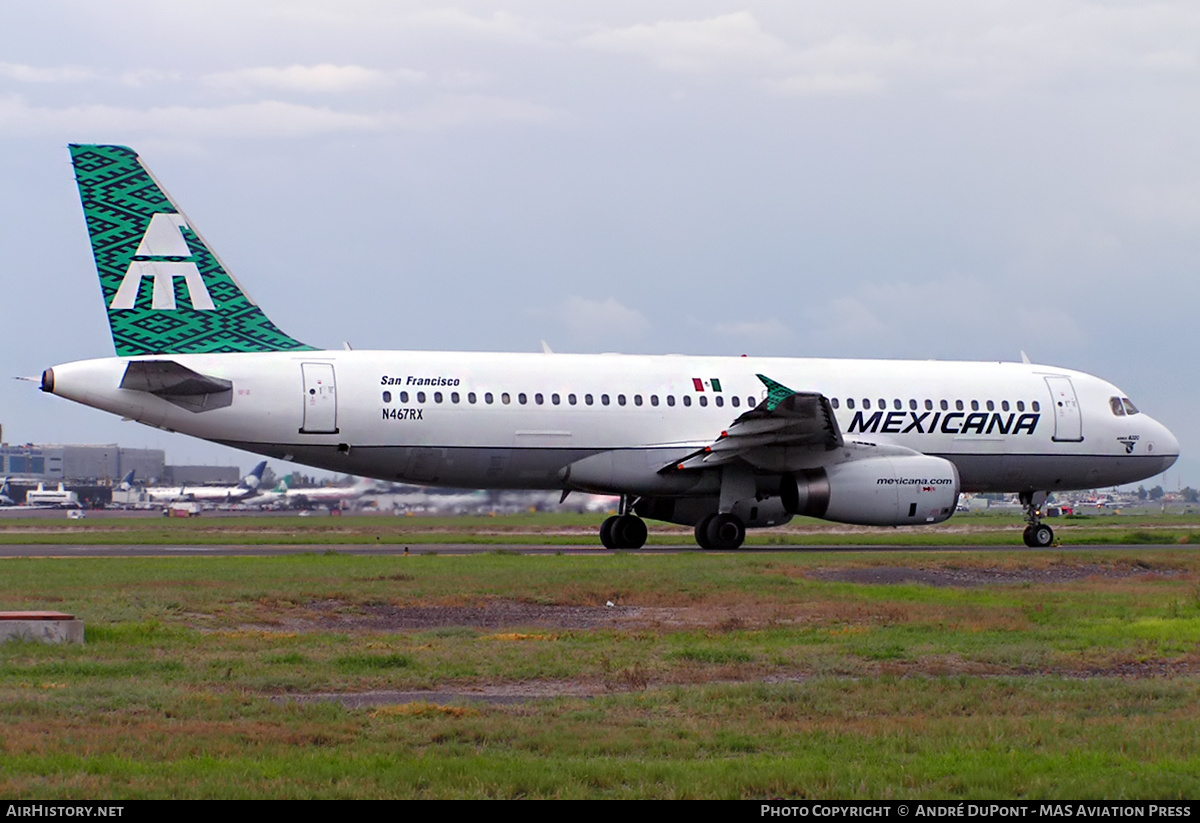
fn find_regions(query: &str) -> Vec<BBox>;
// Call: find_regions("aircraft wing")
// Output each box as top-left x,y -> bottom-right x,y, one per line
664,374 -> 843,472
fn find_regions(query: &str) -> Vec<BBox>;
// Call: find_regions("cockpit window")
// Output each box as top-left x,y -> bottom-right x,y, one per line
1110,397 -> 1126,416
1122,398 -> 1139,415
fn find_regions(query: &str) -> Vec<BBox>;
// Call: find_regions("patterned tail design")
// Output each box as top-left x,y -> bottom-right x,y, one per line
70,144 -> 314,356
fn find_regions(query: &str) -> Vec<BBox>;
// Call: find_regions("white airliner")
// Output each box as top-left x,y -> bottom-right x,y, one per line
250,476 -> 375,509
142,461 -> 267,504
39,145 -> 1180,549
0,478 -> 15,507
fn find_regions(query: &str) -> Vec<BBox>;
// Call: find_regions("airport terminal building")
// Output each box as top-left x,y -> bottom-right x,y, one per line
0,443 -> 166,484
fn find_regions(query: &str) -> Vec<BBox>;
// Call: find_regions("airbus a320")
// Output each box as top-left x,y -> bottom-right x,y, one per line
39,145 -> 1180,549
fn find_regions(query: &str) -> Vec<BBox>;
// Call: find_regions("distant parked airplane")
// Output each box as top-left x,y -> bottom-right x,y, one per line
252,476 -> 375,509
143,461 -> 268,504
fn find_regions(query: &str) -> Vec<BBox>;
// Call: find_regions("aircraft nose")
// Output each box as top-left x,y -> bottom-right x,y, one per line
1147,418 -> 1180,473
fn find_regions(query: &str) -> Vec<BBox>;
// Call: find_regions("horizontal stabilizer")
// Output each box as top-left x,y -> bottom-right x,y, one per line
120,360 -> 233,412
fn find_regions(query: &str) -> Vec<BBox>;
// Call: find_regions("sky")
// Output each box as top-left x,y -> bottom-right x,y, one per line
0,0 -> 1196,488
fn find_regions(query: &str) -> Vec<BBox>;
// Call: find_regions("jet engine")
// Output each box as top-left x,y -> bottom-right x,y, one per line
780,454 -> 959,526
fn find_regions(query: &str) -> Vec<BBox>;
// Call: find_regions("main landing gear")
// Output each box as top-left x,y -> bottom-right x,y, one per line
694,512 -> 746,551
1020,490 -> 1054,548
599,496 -> 647,549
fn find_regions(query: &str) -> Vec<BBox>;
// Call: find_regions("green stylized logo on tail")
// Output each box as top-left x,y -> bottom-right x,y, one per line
70,144 -> 314,356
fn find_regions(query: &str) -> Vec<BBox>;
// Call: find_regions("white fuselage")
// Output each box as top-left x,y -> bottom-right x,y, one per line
143,484 -> 257,504
44,350 -> 1179,498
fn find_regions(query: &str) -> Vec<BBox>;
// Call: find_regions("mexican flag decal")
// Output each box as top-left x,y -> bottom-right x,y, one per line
692,377 -> 722,392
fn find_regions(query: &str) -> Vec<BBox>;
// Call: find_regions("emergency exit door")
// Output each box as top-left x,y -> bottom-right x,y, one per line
300,362 -> 339,434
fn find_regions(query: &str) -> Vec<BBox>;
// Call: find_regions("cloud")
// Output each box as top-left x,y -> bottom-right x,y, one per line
389,94 -> 559,131
0,93 -> 557,138
202,64 -> 423,94
577,4 -> 1200,99
808,276 -> 1086,357
767,72 -> 884,96
0,95 -> 379,138
0,62 -> 95,83
558,296 -> 650,345
710,317 -> 796,347
580,12 -> 789,74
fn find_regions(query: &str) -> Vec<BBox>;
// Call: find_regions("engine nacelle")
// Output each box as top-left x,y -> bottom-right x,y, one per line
634,496 -> 792,528
781,454 -> 960,526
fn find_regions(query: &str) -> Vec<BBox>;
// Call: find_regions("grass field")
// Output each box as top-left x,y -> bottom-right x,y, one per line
1,508 -> 1198,546
1,514 -> 1199,798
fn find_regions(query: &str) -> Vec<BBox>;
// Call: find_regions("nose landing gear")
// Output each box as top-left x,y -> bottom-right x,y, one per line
1021,491 -> 1055,547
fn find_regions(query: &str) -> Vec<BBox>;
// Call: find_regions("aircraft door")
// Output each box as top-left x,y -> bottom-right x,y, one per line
300,362 -> 339,434
1044,376 -> 1082,442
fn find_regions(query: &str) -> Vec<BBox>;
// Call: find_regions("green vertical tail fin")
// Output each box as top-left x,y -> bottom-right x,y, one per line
69,144 -> 314,356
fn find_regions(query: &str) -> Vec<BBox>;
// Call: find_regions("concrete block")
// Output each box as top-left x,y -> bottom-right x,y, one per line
0,611 -> 85,644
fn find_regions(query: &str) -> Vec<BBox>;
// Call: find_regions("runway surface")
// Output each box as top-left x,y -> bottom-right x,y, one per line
0,542 -> 1175,557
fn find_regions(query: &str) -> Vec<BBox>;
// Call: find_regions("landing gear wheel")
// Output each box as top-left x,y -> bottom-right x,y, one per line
1023,524 -> 1054,548
615,514 -> 647,549
600,516 -> 619,549
1019,491 -> 1054,547
705,513 -> 746,551
695,515 -> 715,550
600,514 -> 647,549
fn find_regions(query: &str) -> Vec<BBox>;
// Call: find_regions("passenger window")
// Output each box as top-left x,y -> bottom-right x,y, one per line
501,393 -> 511,404
617,394 -> 626,406
863,399 -> 871,410
955,400 -> 964,411
746,397 -> 756,408
485,392 -> 493,404
683,396 -> 692,407
400,391 -> 409,403
940,400 -> 948,411
535,393 -> 544,405
970,400 -> 978,411
1017,401 -> 1025,412
925,399 -> 933,411
585,394 -> 594,405
650,395 -> 659,407
568,394 -> 577,405
1001,400 -> 1009,412
417,391 -> 426,403
732,396 -> 740,408
986,400 -> 994,411
518,393 -> 527,405
667,396 -> 675,407
847,398 -> 855,410
699,395 -> 708,407
715,396 -> 723,407
551,393 -> 560,405
909,399 -> 917,410
468,392 -> 477,404
634,395 -> 643,406
451,392 -> 460,403
382,391 -> 392,403
1032,401 -> 1040,412
601,394 -> 610,406
894,399 -> 902,410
